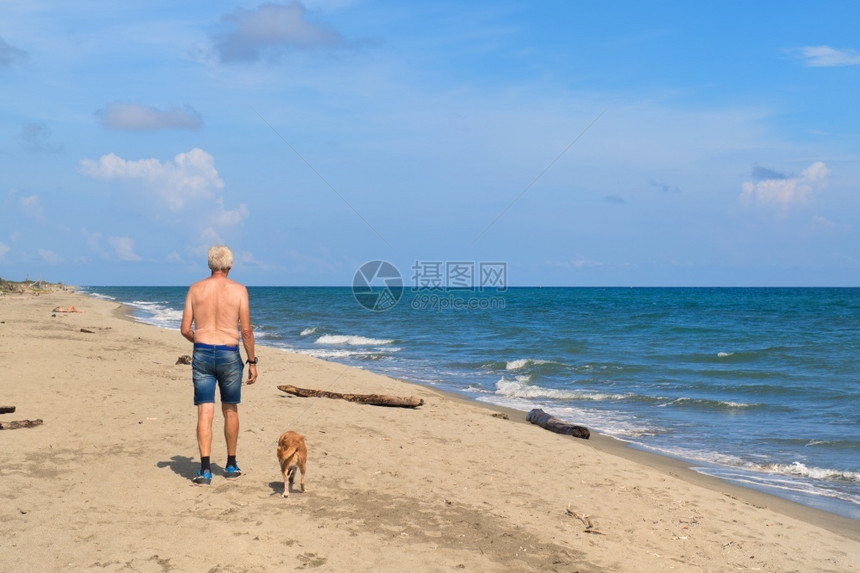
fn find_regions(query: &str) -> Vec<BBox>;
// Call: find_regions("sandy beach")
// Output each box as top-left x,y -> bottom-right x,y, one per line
1,290 -> 858,572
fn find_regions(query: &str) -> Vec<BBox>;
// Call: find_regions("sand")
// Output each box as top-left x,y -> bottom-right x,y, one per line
1,291 -> 858,572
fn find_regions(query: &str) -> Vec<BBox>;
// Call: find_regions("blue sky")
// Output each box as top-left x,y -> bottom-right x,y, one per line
1,1 -> 858,286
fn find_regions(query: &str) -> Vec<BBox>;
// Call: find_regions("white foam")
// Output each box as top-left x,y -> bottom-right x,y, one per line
300,327 -> 318,336
637,443 -> 750,467
466,384 -> 492,394
758,461 -> 860,482
292,343 -> 399,361
87,292 -> 116,301
494,376 -> 628,402
126,300 -> 182,328
693,465 -> 860,509
658,397 -> 754,409
297,348 -> 370,360
315,334 -> 394,346
635,444 -> 860,488
505,358 -> 555,371
717,351 -> 734,358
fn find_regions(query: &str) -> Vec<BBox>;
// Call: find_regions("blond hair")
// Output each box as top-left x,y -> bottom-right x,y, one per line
207,245 -> 233,271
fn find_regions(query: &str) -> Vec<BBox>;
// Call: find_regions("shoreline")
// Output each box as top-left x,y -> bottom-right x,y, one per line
1,290 -> 858,571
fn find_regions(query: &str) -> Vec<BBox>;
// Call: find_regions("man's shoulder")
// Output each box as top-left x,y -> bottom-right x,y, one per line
188,278 -> 210,290
221,278 -> 249,300
225,277 -> 248,290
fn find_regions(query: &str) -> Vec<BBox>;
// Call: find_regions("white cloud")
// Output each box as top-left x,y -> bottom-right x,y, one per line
108,236 -> 142,261
211,198 -> 250,227
38,249 -> 63,264
18,194 -> 45,222
214,2 -> 342,62
97,102 -> 202,131
798,46 -> 860,67
79,148 -> 225,211
0,242 -> 9,262
235,250 -> 266,267
198,200 -> 250,246
740,161 -> 830,211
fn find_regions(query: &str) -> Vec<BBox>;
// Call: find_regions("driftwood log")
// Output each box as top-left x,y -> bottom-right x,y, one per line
278,384 -> 424,408
0,406 -> 16,415
0,419 -> 43,430
526,409 -> 590,439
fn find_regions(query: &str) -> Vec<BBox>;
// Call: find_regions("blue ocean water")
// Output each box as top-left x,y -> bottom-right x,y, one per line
84,286 -> 860,520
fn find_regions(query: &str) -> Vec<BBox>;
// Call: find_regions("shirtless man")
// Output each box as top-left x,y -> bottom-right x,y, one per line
180,245 -> 257,485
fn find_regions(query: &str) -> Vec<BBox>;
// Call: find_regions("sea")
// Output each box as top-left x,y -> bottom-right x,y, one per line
82,285 -> 860,521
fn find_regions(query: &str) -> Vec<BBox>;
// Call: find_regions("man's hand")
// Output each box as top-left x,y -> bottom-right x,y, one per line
246,364 -> 258,384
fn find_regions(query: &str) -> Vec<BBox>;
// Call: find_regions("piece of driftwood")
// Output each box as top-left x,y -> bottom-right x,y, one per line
0,406 -> 16,414
0,419 -> 43,430
277,384 -> 424,408
526,409 -> 590,439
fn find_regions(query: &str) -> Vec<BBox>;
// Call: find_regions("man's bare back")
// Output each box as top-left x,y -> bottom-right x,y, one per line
181,274 -> 249,346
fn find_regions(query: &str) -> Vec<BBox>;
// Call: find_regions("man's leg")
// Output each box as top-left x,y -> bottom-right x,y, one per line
219,353 -> 243,477
223,403 -> 239,457
193,403 -> 215,484
197,403 -> 215,458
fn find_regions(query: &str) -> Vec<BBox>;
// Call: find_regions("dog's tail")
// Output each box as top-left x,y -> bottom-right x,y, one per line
279,445 -> 299,462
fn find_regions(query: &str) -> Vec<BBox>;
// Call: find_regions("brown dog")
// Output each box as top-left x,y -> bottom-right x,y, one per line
276,431 -> 307,498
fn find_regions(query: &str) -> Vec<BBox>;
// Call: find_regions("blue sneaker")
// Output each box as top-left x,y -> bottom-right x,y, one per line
192,469 -> 212,485
224,464 -> 242,479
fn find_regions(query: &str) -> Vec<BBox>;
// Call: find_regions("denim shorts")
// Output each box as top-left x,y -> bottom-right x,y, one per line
192,343 -> 244,405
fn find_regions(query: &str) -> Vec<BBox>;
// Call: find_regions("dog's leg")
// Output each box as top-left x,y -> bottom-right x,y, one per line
281,463 -> 293,497
298,459 -> 306,493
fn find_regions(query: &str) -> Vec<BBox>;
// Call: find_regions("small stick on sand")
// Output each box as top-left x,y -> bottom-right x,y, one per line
566,504 -> 605,535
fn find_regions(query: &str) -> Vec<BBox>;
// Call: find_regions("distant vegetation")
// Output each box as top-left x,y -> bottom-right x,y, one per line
0,277 -> 69,295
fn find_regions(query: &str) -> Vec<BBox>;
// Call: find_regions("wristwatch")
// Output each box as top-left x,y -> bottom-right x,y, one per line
246,357 -> 258,365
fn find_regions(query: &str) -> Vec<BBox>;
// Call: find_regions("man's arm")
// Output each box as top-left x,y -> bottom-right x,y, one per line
180,288 -> 195,343
238,286 -> 257,384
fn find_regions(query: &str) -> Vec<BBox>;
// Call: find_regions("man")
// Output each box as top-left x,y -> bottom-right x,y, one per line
180,245 -> 257,485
